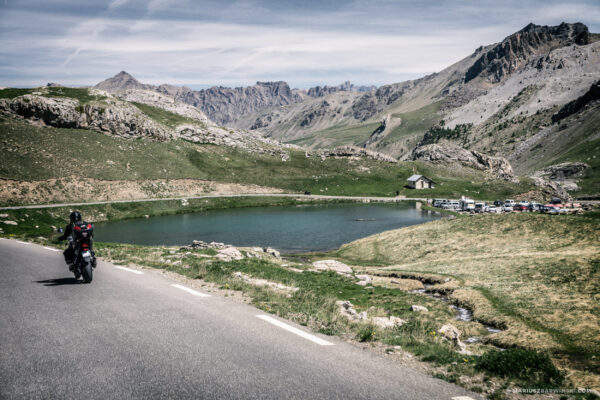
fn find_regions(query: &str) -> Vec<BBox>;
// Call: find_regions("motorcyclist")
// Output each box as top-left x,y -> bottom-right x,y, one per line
58,211 -> 83,271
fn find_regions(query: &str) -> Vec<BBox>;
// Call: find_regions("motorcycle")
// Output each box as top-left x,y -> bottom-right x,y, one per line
69,222 -> 97,283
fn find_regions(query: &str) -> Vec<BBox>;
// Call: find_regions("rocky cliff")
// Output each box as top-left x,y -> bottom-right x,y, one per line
464,22 -> 591,83
164,81 -> 303,125
305,81 -> 376,98
409,143 -> 516,181
0,88 -> 292,156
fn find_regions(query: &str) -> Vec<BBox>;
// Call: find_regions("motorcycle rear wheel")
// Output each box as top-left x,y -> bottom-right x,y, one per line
82,261 -> 93,283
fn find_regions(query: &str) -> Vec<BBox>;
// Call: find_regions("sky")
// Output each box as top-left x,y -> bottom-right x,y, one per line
1,0 -> 599,89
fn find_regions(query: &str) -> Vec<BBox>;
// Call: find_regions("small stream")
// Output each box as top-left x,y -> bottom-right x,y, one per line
411,284 -> 504,343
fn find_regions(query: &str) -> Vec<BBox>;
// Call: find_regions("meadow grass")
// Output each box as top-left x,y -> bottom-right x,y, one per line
0,117 -> 534,201
337,212 -> 600,388
130,101 -> 207,128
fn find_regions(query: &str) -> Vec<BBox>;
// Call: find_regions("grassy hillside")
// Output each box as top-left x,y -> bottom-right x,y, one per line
289,121 -> 379,148
337,212 -> 600,388
0,117 -> 535,203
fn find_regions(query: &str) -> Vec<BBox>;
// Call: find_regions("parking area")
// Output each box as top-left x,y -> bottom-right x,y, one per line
431,197 -> 584,215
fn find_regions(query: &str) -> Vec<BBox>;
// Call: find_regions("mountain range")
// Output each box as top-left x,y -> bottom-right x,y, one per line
96,73 -> 374,126
93,22 -> 600,197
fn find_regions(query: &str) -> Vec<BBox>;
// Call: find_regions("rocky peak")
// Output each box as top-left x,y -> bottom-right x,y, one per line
306,81 -> 376,98
171,81 -> 303,125
465,22 -> 592,83
95,71 -> 153,92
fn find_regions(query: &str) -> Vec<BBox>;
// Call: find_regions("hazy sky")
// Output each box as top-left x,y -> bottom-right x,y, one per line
1,0 -> 599,89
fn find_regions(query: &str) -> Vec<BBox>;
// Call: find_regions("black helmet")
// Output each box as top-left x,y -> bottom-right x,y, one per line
69,211 -> 82,223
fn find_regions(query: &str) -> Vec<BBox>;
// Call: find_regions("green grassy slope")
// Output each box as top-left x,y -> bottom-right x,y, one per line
0,116 -> 533,200
337,212 -> 600,386
289,121 -> 380,148
130,102 -> 207,128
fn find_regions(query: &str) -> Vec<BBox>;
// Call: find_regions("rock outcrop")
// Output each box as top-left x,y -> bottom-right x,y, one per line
439,324 -> 470,354
552,80 -> 600,123
409,143 -> 516,181
336,301 -> 405,329
530,176 -> 572,200
311,145 -> 397,163
543,162 -> 590,180
117,89 -> 211,124
530,162 -> 589,194
311,260 -> 353,276
465,22 -> 591,83
305,81 -> 376,98
0,90 -> 296,156
0,94 -> 171,140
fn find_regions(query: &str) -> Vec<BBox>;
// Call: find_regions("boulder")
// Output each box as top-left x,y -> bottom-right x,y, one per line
439,324 -> 470,354
337,300 -> 364,321
371,316 -> 406,329
263,247 -> 281,258
411,305 -> 428,312
312,260 -> 353,276
316,145 -> 397,163
530,176 -> 571,200
216,247 -> 244,262
3,221 -> 18,225
356,274 -> 373,286
190,240 -> 227,249
336,301 -> 405,328
233,271 -> 298,294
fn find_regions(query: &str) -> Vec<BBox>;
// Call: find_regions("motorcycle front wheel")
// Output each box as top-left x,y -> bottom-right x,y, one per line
82,261 -> 93,283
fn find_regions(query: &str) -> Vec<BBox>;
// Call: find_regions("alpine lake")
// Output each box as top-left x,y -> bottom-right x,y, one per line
95,201 -> 441,253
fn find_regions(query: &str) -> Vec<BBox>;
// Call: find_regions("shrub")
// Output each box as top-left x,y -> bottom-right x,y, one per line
357,324 -> 377,342
476,349 -> 564,386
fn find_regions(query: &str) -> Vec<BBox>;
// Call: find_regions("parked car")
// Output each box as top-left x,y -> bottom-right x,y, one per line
493,200 -> 504,207
528,203 -> 543,212
513,204 -> 528,212
474,202 -> 487,213
433,199 -> 448,208
544,206 -> 560,214
443,201 -> 460,210
487,205 -> 500,213
519,200 -> 530,207
459,197 -> 475,212
504,199 -> 516,207
542,205 -> 559,214
503,205 -> 514,212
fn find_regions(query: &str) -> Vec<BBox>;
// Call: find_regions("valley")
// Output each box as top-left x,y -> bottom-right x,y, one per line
1,19 -> 600,399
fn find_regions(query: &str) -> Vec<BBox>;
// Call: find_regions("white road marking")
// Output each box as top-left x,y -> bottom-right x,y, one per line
257,315 -> 334,346
16,240 -> 30,245
114,265 -> 144,275
171,284 -> 210,297
43,246 -> 60,252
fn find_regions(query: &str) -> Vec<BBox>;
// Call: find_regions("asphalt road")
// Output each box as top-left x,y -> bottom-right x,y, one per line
0,238 -> 480,400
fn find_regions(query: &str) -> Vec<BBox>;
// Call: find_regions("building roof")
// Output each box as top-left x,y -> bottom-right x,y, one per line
407,174 -> 435,183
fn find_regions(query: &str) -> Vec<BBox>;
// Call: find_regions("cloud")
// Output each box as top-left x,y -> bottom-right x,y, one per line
108,0 -> 130,9
1,0 -> 599,88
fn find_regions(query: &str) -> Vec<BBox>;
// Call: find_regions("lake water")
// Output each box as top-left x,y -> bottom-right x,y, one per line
94,202 -> 440,253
